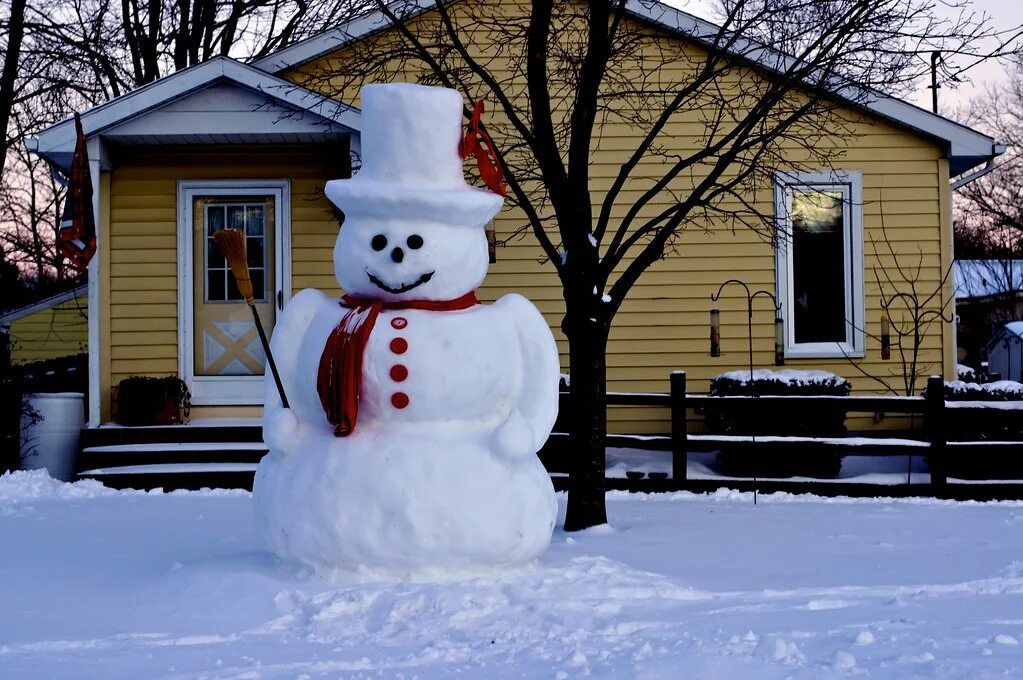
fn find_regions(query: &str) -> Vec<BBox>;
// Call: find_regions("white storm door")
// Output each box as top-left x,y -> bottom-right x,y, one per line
178,180 -> 291,405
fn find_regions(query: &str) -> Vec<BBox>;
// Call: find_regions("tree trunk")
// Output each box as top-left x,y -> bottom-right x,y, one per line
0,0 -> 27,179
562,314 -> 609,531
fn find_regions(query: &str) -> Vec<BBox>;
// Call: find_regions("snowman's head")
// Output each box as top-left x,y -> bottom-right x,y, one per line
334,215 -> 489,301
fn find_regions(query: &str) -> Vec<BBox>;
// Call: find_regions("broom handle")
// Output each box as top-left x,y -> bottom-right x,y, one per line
249,302 -> 290,409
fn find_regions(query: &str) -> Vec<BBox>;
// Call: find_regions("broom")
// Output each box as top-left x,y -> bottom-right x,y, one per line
212,228 -> 290,409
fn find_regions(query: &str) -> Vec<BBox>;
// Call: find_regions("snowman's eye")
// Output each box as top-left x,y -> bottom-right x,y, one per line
371,234 -> 387,251
407,234 -> 424,250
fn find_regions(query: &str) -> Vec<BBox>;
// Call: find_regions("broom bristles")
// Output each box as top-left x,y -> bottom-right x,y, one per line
212,229 -> 255,303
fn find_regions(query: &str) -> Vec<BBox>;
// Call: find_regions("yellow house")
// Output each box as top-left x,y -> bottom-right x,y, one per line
28,0 -> 1002,433
1,285 -> 88,364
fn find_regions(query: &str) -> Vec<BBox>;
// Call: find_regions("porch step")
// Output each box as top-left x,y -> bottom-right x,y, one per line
77,420 -> 267,490
78,463 -> 259,492
79,420 -> 263,448
79,441 -> 268,471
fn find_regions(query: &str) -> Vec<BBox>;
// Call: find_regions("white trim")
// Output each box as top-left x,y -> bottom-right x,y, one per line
31,57 -> 360,169
248,0 -> 999,175
87,149 -> 102,427
250,0 -> 436,72
177,180 -> 291,406
0,285 -> 87,324
774,170 -> 865,360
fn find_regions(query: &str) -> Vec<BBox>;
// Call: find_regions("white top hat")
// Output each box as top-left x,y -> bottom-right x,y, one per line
325,84 -> 504,227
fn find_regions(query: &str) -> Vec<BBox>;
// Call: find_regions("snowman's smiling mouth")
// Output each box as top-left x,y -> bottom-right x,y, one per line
366,270 -> 435,294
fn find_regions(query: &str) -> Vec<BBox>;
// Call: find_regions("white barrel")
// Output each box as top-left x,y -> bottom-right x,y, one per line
20,393 -> 85,482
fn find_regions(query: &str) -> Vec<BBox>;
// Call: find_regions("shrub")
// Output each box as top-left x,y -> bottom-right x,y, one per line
706,369 -> 850,479
956,364 -> 977,382
710,369 -> 851,397
935,380 -> 1023,402
113,376 -> 191,426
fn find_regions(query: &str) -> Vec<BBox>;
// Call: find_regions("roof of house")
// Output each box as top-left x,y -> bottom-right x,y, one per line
994,321 -> 1023,340
29,57 -> 362,172
954,260 -> 1023,300
0,285 -> 88,326
250,0 -> 1001,177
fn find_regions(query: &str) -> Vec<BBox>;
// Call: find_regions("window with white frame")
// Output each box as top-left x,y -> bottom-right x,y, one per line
775,171 -> 864,358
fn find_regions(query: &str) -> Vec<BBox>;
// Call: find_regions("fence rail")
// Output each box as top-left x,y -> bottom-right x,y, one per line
548,373 -> 1023,495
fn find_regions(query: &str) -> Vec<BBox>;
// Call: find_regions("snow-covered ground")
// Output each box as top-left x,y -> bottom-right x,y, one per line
3,470 -> 1023,679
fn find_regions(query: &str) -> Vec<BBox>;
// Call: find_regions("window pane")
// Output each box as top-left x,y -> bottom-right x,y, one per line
247,237 -> 264,268
791,190 -> 846,343
207,206 -> 225,233
208,270 -> 225,301
250,269 -> 265,300
247,206 -> 265,236
228,205 -> 246,230
207,239 -> 225,269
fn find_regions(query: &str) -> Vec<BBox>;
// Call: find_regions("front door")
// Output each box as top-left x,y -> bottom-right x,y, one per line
178,181 -> 290,405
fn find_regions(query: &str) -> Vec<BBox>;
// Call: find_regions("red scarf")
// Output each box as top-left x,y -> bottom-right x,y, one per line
317,292 -> 480,436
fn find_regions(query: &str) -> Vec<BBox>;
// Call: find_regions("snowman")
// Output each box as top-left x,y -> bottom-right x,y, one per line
253,84 -> 561,572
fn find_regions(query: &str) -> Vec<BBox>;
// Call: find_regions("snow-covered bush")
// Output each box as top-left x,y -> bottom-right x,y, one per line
939,379 -> 1023,402
710,369 -> 851,397
956,364 -> 976,382
705,370 -> 849,479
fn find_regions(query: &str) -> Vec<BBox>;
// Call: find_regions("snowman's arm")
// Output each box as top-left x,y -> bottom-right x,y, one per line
262,288 -> 333,452
495,293 -> 562,452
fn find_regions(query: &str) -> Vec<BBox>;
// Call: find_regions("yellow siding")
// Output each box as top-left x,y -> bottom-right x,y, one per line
280,1 -> 954,432
8,297 -> 88,363
99,3 -> 957,431
107,146 -> 338,419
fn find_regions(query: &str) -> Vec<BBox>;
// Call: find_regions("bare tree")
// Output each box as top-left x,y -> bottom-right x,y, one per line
0,106 -> 68,281
956,56 -> 1023,257
1,0 -> 367,286
0,0 -> 27,179
300,0 -> 1020,529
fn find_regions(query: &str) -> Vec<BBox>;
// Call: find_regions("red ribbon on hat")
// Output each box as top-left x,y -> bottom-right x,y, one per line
459,101 -> 506,197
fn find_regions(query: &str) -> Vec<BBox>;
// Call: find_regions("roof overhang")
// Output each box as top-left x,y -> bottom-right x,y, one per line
251,0 -> 1002,177
0,285 -> 88,325
29,56 -> 362,172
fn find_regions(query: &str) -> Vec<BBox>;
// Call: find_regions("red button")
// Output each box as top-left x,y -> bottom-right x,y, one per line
390,364 -> 408,382
391,392 -> 409,409
389,338 -> 408,354
391,317 -> 408,329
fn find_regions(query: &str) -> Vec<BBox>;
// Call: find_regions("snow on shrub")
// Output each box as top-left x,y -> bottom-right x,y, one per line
956,364 -> 976,382
939,380 -> 1023,402
710,369 -> 851,397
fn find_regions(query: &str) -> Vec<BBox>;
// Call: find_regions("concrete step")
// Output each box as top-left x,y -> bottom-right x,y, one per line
78,462 -> 257,492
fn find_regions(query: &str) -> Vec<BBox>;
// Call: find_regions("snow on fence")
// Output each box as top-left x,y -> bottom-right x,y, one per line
545,373 -> 1023,496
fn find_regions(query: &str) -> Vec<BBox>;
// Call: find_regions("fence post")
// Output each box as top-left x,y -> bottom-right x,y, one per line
670,371 -> 688,484
925,374 -> 947,491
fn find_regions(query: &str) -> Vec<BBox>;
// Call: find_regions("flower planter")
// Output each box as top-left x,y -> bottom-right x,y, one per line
113,376 -> 191,426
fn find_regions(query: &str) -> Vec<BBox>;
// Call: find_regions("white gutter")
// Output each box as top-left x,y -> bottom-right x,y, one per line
951,144 -> 1008,191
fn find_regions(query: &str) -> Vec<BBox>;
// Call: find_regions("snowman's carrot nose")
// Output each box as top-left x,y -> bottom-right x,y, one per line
213,228 -> 290,409
459,100 -> 506,197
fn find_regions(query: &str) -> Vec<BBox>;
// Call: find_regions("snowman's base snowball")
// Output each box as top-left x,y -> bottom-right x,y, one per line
253,425 -> 558,572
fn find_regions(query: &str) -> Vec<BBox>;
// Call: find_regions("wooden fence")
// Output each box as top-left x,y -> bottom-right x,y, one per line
545,373 -> 1023,498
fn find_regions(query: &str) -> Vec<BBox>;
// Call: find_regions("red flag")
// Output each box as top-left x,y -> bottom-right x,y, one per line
57,113 -> 96,271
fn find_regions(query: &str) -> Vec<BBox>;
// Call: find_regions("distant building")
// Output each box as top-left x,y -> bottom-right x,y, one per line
0,286 -> 88,364
954,260 -> 1023,368
985,322 -> 1023,383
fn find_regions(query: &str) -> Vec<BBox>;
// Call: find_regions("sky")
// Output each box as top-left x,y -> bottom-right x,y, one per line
667,0 -> 1023,114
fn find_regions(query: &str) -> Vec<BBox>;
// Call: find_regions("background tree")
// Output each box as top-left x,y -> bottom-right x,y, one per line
0,0 -> 367,286
301,0 -> 1020,529
955,56 -> 1023,259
